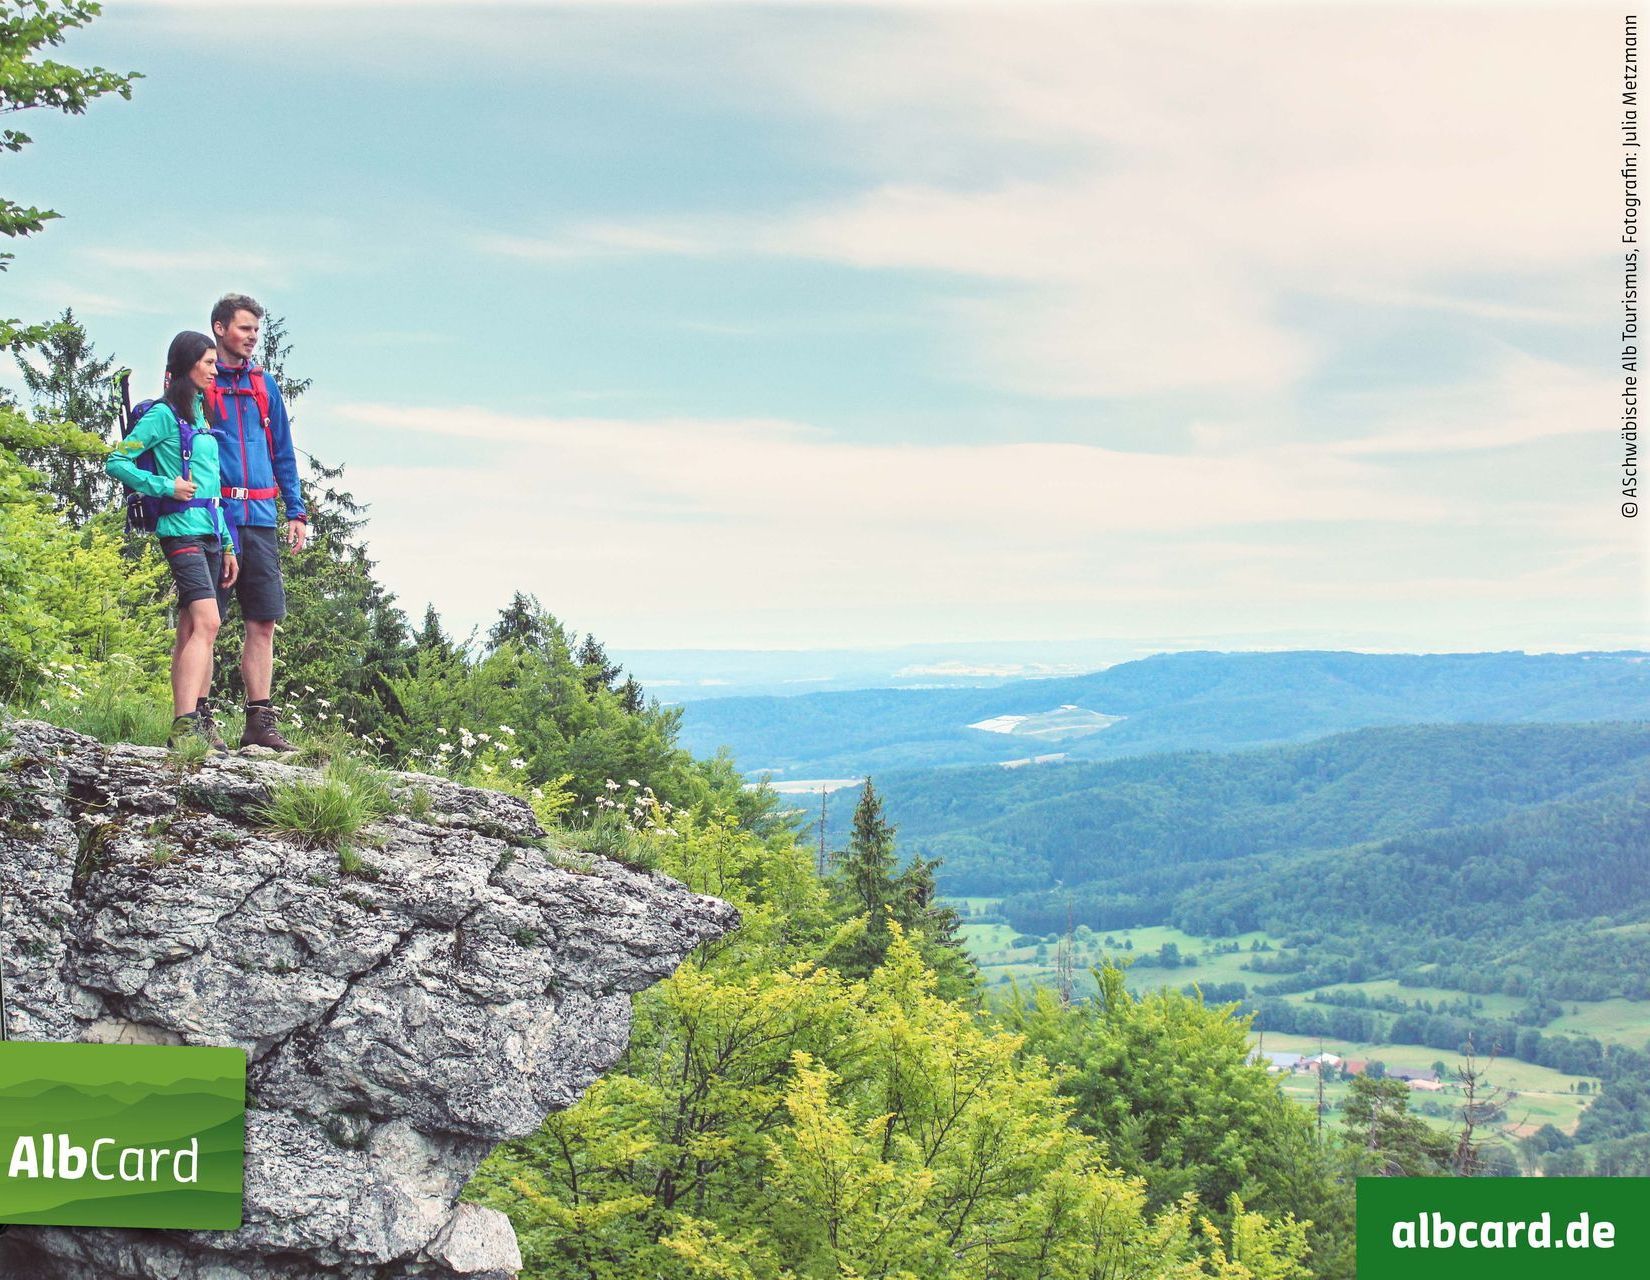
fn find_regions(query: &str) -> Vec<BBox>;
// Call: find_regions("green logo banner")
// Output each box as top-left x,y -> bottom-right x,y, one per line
1358,1177 -> 1650,1279
0,1042 -> 245,1229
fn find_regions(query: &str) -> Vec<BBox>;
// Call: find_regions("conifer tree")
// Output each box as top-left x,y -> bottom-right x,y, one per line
210,316 -> 412,723
575,633 -> 622,694
1342,1075 -> 1454,1176
256,315 -> 313,405
829,778 -> 976,997
17,308 -> 118,522
843,778 -> 897,928
489,592 -> 557,654
415,603 -> 456,661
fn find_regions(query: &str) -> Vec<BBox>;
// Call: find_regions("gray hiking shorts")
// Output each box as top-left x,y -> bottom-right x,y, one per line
217,524 -> 288,622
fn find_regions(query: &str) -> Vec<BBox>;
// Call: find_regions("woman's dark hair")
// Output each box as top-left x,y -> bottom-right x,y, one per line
162,330 -> 214,419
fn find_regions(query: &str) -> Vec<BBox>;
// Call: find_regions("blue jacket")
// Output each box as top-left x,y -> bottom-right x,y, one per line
208,359 -> 306,529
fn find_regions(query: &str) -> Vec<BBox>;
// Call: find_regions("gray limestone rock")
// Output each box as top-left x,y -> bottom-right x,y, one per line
0,720 -> 738,1279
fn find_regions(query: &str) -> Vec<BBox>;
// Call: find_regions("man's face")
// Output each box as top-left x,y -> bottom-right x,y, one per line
214,310 -> 261,364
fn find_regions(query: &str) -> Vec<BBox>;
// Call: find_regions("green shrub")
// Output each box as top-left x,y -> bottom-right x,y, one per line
0,410 -> 171,706
257,754 -> 395,850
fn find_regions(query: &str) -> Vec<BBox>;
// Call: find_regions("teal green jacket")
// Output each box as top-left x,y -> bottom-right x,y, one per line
105,398 -> 234,545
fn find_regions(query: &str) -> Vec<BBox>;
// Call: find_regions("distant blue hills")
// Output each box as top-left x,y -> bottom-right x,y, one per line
675,650 -> 1650,780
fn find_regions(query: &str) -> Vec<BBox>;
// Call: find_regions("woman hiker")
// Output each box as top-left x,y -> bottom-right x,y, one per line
105,331 -> 240,753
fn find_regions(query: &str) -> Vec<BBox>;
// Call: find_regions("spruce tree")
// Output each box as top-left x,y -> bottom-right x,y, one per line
575,633 -> 622,694
843,778 -> 896,933
829,779 -> 976,997
415,603 -> 456,661
18,308 -> 118,522
256,315 -> 313,405
489,592 -> 556,654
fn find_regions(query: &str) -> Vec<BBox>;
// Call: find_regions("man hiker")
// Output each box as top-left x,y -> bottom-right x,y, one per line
208,293 -> 307,751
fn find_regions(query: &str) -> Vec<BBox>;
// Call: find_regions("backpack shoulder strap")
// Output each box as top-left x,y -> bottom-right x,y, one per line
247,364 -> 272,426
249,364 -> 276,464
174,404 -> 195,480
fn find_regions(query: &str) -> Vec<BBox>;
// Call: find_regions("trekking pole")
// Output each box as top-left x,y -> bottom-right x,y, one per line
114,369 -> 135,534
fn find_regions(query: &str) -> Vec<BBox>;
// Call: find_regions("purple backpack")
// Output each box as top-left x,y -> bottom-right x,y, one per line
114,369 -> 218,536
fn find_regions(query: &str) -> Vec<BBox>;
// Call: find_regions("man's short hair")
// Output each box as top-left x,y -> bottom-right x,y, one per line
211,292 -> 265,329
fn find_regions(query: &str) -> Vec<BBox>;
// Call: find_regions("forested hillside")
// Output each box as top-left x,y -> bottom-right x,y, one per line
998,779 -> 1650,992
868,721 -> 1650,896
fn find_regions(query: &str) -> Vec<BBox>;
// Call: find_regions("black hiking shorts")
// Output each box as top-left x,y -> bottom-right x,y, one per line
159,535 -> 225,612
217,524 -> 287,622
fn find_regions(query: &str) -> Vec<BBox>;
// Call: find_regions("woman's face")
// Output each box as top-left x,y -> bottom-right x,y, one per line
188,345 -> 218,392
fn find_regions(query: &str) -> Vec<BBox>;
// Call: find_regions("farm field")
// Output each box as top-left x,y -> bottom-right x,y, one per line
1270,981 -> 1650,1051
953,902 -> 1631,1144
958,914 -> 1281,994
1256,1032 -> 1595,1137
1544,997 -> 1650,1047
1276,979 -> 1528,1021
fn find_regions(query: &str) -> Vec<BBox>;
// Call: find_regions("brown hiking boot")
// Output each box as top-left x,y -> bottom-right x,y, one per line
241,704 -> 297,752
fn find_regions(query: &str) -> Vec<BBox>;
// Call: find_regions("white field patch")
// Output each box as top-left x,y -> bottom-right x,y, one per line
967,705 -> 1124,741
969,714 -> 1030,734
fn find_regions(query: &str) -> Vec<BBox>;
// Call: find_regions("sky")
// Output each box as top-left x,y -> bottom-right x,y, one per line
5,0 -> 1646,653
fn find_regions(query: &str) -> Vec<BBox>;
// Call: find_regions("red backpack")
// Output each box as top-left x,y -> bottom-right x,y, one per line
204,364 -> 279,502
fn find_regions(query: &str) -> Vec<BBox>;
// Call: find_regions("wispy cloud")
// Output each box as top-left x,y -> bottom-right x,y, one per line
1330,353 -> 1610,456
468,7 -> 1608,399
334,399 -> 1441,538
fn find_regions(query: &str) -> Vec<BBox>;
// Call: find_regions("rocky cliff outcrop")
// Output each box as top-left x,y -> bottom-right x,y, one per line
0,720 -> 739,1279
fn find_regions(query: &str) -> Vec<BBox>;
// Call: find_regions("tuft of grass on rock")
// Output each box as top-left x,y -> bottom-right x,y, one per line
553,813 -> 661,872
405,785 -> 435,822
337,846 -> 382,880
167,732 -> 212,772
256,754 -> 395,851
